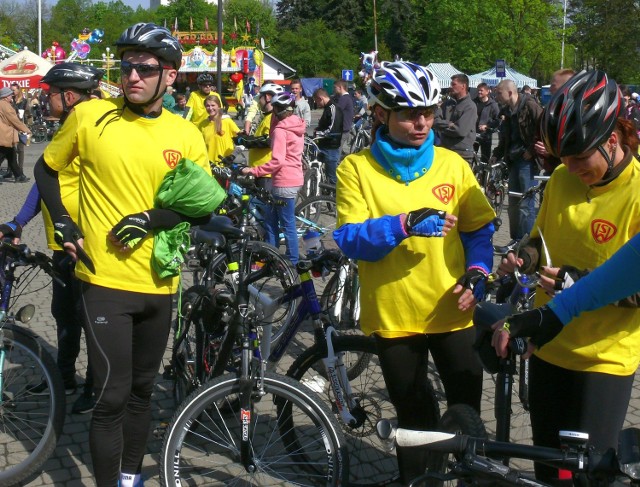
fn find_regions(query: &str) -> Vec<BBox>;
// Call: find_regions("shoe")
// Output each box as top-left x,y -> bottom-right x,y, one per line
14,175 -> 29,183
27,380 -> 77,396
0,171 -> 11,179
71,393 -> 95,414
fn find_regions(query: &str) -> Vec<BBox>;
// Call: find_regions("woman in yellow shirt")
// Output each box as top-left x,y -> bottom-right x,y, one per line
199,95 -> 239,165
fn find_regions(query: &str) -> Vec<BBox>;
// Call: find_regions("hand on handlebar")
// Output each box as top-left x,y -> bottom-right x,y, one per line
537,265 -> 589,296
0,219 -> 22,244
491,305 -> 564,358
497,251 -> 523,276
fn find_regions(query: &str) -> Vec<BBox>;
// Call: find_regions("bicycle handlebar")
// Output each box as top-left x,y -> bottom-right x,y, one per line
0,240 -> 64,287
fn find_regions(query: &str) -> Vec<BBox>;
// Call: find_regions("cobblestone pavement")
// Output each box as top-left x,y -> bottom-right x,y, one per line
4,131 -> 640,486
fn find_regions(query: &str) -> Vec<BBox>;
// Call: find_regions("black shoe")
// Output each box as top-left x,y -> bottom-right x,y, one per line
14,175 -> 29,183
28,380 -> 77,396
71,393 -> 95,414
0,171 -> 11,179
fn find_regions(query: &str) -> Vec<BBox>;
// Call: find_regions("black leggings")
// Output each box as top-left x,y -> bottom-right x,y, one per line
81,283 -> 173,487
529,355 -> 634,484
374,328 -> 483,484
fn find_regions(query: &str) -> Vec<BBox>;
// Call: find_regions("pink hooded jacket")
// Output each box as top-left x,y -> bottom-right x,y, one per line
249,113 -> 305,188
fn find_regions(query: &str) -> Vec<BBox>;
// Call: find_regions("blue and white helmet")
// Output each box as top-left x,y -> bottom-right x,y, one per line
367,61 -> 440,109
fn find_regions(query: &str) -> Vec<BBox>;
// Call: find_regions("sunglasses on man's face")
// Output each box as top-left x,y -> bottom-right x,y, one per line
120,61 -> 170,78
392,106 -> 436,121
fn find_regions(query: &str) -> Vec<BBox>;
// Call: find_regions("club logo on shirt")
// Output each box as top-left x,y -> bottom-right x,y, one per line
591,219 -> 617,244
163,150 -> 182,169
432,184 -> 454,205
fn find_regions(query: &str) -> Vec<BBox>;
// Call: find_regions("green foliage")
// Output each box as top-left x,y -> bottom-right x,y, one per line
271,20 -> 359,77
152,0 -> 218,33
224,0 -> 277,42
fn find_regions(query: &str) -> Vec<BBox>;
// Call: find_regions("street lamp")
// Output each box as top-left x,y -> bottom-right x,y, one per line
102,47 -> 114,84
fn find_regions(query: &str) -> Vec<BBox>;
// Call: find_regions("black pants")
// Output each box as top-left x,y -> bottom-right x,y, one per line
51,251 -> 93,393
81,283 -> 173,487
374,328 -> 483,484
529,355 -> 634,484
0,145 -> 23,178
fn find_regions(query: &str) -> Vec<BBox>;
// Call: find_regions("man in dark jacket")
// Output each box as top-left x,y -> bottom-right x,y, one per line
333,80 -> 354,158
474,82 -> 500,163
491,79 -> 543,241
313,88 -> 343,184
434,73 -> 477,163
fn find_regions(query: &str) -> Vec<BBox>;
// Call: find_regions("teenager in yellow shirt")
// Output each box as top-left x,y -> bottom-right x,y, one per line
199,95 -> 239,165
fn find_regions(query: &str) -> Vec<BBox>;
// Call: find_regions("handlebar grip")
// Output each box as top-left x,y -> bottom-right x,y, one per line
395,429 -> 462,450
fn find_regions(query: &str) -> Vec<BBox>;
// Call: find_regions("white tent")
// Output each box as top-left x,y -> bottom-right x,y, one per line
468,65 -> 538,89
0,48 -> 53,89
425,63 -> 464,89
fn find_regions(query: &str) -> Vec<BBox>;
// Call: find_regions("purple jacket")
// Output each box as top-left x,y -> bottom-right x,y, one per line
250,114 -> 305,188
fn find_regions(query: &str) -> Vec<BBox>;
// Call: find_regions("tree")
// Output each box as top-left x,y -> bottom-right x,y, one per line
271,20 -> 359,77
152,0 -> 218,33
224,0 -> 277,42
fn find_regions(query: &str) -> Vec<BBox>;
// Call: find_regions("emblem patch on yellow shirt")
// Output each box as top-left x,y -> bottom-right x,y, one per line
163,150 -> 182,169
591,219 -> 617,243
432,184 -> 454,205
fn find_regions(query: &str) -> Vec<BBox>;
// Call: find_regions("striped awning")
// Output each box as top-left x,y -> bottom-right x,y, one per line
468,65 -> 538,89
425,63 -> 463,89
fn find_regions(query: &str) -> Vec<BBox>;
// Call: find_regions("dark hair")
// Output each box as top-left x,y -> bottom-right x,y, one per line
522,85 -> 531,92
477,82 -> 489,90
451,73 -> 469,87
313,88 -> 328,98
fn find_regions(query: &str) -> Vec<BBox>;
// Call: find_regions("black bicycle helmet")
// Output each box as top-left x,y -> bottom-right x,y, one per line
115,23 -> 182,69
197,72 -> 214,85
541,69 -> 621,159
41,63 -> 104,92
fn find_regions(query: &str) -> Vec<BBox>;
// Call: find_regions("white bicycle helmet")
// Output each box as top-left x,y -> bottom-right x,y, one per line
260,83 -> 284,96
271,92 -> 296,111
367,61 -> 440,109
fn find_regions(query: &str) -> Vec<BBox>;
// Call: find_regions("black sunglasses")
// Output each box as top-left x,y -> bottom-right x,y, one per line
120,61 -> 171,78
392,106 -> 437,121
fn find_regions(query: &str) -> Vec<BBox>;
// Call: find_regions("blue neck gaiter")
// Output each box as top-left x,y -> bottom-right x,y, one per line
370,126 -> 435,184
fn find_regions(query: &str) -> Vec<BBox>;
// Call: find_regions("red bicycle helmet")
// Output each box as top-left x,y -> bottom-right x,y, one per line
541,69 -> 621,158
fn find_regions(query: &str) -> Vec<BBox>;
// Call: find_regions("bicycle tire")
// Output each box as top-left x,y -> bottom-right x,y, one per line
425,404 -> 487,487
302,165 -> 321,200
485,167 -> 506,218
161,372 -> 349,486
0,326 -> 65,486
30,125 -> 48,144
204,240 -> 298,344
320,261 -> 361,332
286,334 -> 441,486
295,195 -> 338,255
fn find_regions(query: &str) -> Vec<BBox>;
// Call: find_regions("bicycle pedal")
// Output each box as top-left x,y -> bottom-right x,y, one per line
153,422 -> 169,439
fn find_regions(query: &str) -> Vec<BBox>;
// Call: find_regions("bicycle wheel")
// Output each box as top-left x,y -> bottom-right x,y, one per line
485,169 -> 506,218
286,334 -> 441,486
30,124 -> 48,144
206,241 -> 298,344
295,195 -> 338,254
320,260 -> 361,332
0,326 -> 65,486
302,165 -> 321,200
425,403 -> 487,487
161,372 -> 349,486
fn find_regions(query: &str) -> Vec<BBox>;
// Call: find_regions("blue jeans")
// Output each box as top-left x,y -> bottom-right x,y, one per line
262,195 -> 299,264
319,148 -> 340,184
507,157 -> 538,240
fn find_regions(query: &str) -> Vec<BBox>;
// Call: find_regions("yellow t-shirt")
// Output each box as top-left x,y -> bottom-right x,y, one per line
186,90 -> 223,128
248,112 -> 272,168
532,160 -> 640,376
199,116 -> 239,165
336,147 -> 495,337
43,98 -> 210,294
42,159 -> 80,251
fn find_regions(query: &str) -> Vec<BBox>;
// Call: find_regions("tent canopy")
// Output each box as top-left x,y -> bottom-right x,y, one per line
425,63 -> 463,89
0,49 -> 52,89
468,65 -> 538,89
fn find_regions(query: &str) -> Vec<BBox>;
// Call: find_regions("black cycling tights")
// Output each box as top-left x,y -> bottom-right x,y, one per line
374,328 -> 483,484
529,355 -> 634,485
81,283 -> 173,487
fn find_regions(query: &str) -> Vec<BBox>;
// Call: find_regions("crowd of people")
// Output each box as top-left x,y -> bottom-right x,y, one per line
3,19 -> 640,487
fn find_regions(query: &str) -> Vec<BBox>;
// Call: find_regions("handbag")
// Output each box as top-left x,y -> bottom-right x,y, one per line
18,132 -> 28,145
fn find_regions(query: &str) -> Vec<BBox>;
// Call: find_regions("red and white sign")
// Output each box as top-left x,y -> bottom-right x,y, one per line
0,49 -> 53,89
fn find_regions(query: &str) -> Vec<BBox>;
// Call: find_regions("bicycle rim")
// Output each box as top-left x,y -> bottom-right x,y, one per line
161,372 -> 348,486
286,335 -> 399,486
207,241 -> 298,344
0,327 -> 65,485
320,263 -> 361,332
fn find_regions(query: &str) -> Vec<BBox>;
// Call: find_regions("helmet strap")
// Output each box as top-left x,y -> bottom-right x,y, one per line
597,142 -> 617,180
122,74 -> 164,117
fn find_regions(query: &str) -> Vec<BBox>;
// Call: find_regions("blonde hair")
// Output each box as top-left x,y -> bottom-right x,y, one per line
205,95 -> 224,135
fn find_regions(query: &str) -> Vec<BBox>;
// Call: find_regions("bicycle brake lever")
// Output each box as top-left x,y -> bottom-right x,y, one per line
72,238 -> 96,274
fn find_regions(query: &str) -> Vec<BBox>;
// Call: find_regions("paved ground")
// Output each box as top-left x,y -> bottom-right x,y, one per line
3,125 -> 640,486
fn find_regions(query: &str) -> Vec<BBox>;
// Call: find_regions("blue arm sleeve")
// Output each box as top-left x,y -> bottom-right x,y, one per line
14,183 -> 41,228
548,233 -> 640,324
459,221 -> 495,273
333,215 -> 408,262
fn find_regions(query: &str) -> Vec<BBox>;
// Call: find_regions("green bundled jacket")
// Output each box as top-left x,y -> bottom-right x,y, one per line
152,158 -> 226,278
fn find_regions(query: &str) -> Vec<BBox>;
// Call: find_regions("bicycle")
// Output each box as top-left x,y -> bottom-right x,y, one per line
377,406 -> 640,486
28,109 -> 49,144
160,249 -> 350,485
0,240 -> 66,486
484,158 -> 509,218
300,135 -> 336,202
349,113 -> 372,154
